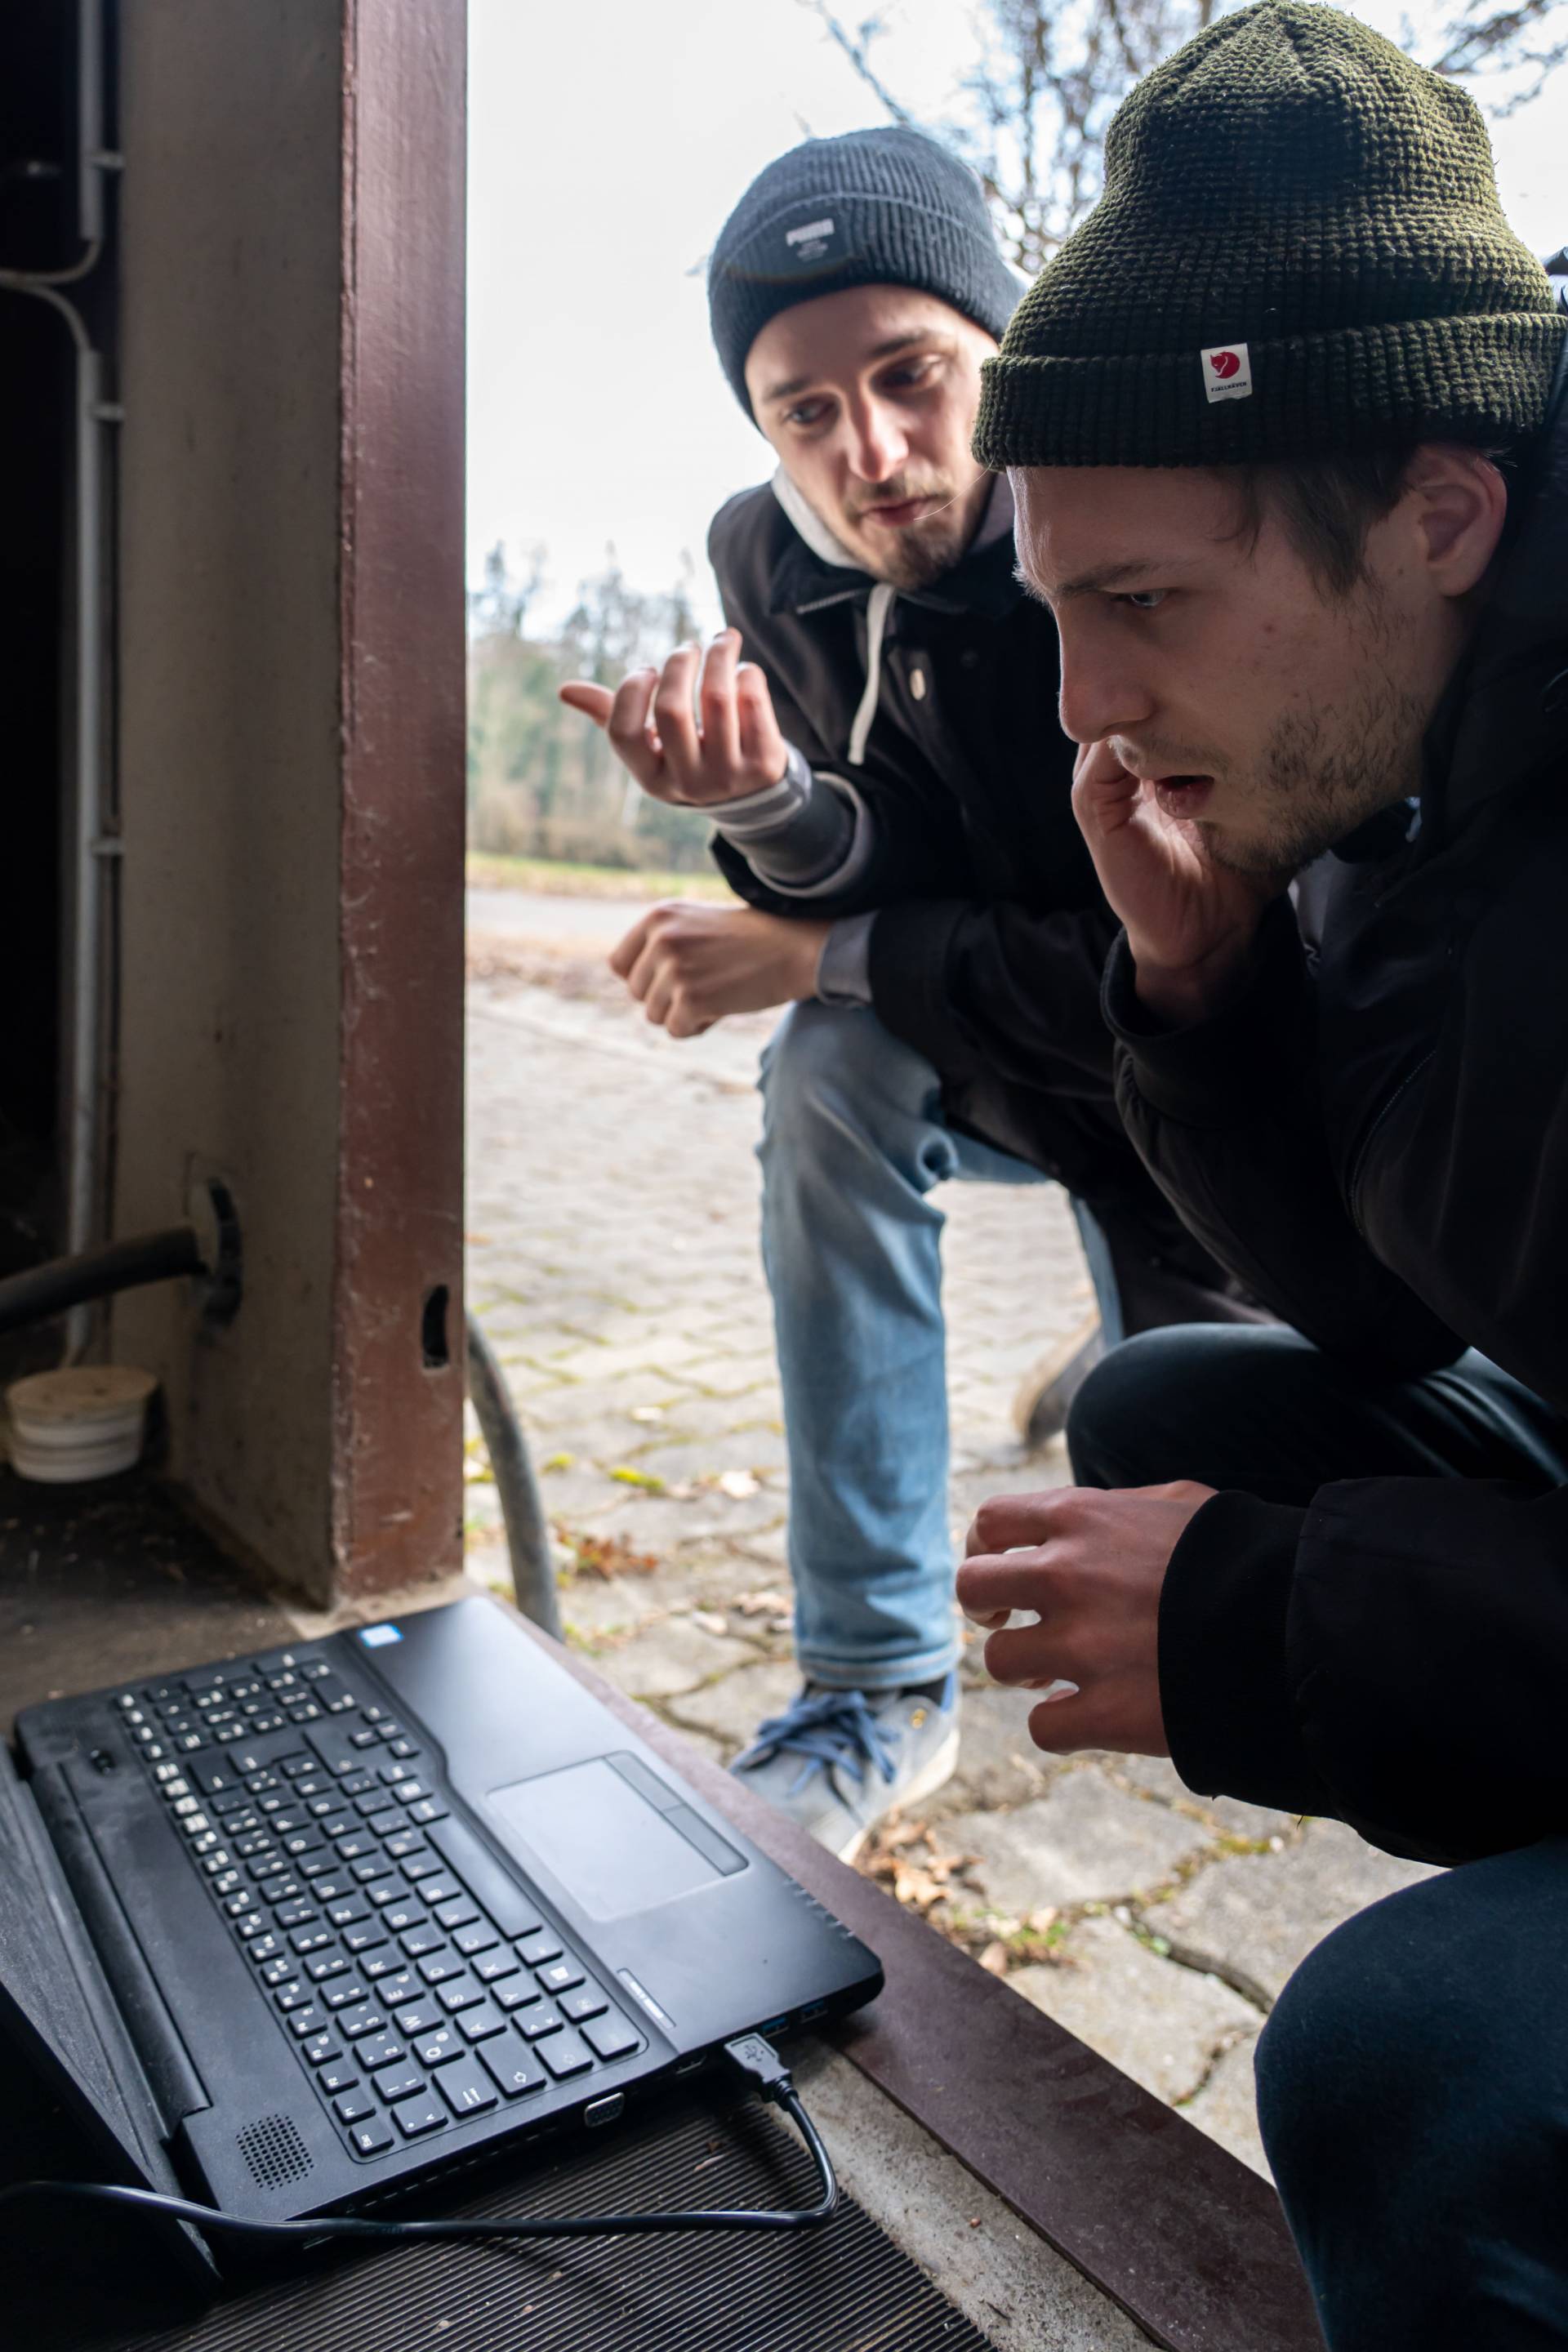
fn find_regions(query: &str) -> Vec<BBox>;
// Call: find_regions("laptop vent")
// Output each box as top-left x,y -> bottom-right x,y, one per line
237,2114 -> 314,2189
785,1874 -> 858,1940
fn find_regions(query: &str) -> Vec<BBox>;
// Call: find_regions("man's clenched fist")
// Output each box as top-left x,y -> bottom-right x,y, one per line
608,902 -> 831,1039
560,629 -> 788,808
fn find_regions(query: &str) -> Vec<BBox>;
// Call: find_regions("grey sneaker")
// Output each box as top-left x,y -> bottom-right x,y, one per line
729,1677 -> 960,1862
1013,1314 -> 1105,1450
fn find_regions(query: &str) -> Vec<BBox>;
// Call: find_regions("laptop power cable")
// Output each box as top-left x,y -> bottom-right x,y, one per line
0,2037 -> 838,2249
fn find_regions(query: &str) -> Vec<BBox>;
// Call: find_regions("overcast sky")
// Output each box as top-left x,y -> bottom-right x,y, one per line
466,0 -> 1568,633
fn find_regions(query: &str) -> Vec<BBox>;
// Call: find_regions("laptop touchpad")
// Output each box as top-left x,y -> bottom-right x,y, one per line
487,1757 -> 743,1921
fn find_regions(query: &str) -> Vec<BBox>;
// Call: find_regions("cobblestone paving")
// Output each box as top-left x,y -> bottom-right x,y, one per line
465,918 -> 1437,2181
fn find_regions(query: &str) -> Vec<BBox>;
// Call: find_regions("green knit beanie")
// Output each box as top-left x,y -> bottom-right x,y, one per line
973,0 -> 1567,469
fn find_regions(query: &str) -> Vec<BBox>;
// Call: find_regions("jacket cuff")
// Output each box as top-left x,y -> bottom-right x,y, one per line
711,743 -> 858,889
708,741 -> 811,837
1158,1490 -> 1334,1816
1103,898 -> 1311,1129
816,911 -> 876,1005
866,898 -> 982,1077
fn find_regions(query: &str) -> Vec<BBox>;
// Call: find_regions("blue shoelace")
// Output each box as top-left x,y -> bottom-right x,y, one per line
733,1688 -> 901,1800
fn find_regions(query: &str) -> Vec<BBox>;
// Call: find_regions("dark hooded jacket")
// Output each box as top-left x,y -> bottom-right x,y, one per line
706,482 -> 1261,1315
1106,351 -> 1568,1866
707,482 -> 1118,1178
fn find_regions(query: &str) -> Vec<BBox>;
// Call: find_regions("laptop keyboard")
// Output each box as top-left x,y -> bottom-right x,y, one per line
110,1643 -> 647,2159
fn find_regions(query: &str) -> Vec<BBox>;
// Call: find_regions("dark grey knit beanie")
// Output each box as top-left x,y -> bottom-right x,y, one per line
709,127 -> 1023,420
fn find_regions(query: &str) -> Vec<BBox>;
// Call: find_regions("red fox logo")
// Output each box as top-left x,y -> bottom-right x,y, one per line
1200,340 -> 1253,401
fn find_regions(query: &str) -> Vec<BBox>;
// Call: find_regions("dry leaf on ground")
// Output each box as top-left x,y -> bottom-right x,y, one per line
555,1526 -> 660,1581
858,1812 -> 980,1917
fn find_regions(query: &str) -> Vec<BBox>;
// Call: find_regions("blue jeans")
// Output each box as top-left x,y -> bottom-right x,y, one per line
757,1000 -> 1102,1692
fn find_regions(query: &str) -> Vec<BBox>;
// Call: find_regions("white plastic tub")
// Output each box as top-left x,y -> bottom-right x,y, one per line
7,1365 -> 159,1484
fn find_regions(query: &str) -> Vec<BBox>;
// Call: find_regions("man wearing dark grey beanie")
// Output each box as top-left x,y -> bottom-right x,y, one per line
564,124 -> 1258,1863
952,2 -> 1568,2337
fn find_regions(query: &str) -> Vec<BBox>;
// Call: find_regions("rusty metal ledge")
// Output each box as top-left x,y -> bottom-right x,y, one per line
521,1609 -> 1321,2352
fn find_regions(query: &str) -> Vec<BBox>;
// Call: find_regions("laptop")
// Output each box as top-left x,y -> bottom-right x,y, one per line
1,1593 -> 881,2270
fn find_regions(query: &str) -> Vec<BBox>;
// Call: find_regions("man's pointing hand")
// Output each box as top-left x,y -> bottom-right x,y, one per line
560,627 -> 789,808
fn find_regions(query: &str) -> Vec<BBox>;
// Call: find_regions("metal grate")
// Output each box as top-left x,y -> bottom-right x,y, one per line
112,2095 -> 1001,2352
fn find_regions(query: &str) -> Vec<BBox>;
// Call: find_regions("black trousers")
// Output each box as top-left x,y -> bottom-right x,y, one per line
1067,1325 -> 1568,2349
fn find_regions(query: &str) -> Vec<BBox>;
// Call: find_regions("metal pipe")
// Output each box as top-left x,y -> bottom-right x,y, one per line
77,0 -> 106,250
63,336 -> 109,1359
0,0 -> 107,287
62,0 -> 115,1361
465,1313 -> 563,1641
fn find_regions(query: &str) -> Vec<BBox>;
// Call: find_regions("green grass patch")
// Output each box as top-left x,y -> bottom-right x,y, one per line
466,852 -> 732,903
1005,1918 -> 1070,1961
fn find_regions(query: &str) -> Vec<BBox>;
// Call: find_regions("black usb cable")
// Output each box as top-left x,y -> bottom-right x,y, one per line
0,2038 -> 836,2246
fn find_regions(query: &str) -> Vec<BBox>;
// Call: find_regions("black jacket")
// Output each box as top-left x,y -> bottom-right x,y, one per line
708,483 -> 1190,1221
1109,354 -> 1568,1868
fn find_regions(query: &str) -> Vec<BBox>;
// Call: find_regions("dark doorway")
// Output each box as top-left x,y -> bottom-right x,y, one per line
0,2 -> 100,1286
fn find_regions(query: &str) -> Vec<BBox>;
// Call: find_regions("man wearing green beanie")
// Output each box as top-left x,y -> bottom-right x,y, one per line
952,2 -> 1568,2339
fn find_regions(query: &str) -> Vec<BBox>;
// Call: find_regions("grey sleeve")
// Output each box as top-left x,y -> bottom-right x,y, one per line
711,743 -> 875,897
814,911 -> 876,1005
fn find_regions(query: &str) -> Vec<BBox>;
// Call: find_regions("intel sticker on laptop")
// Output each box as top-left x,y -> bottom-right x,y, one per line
359,1622 -> 403,1647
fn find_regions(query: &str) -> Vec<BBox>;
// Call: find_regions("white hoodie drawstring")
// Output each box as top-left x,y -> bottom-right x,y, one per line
849,581 -> 895,768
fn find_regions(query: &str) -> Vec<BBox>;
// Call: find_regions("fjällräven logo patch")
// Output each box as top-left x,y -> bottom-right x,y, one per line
1200,342 -> 1253,403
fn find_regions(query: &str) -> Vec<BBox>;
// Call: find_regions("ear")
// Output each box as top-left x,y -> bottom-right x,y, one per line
1400,444 -> 1508,597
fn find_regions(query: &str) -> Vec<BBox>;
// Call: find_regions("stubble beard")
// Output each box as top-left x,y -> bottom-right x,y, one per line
1201,608 -> 1430,881
860,506 -> 972,590
842,480 -> 974,590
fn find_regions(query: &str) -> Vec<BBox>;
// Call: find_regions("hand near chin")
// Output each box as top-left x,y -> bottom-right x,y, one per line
956,1482 -> 1217,1757
1071,739 -> 1285,1026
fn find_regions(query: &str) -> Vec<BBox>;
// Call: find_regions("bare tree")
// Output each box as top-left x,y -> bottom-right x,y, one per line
1427,0 -> 1568,109
803,0 -> 1567,270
